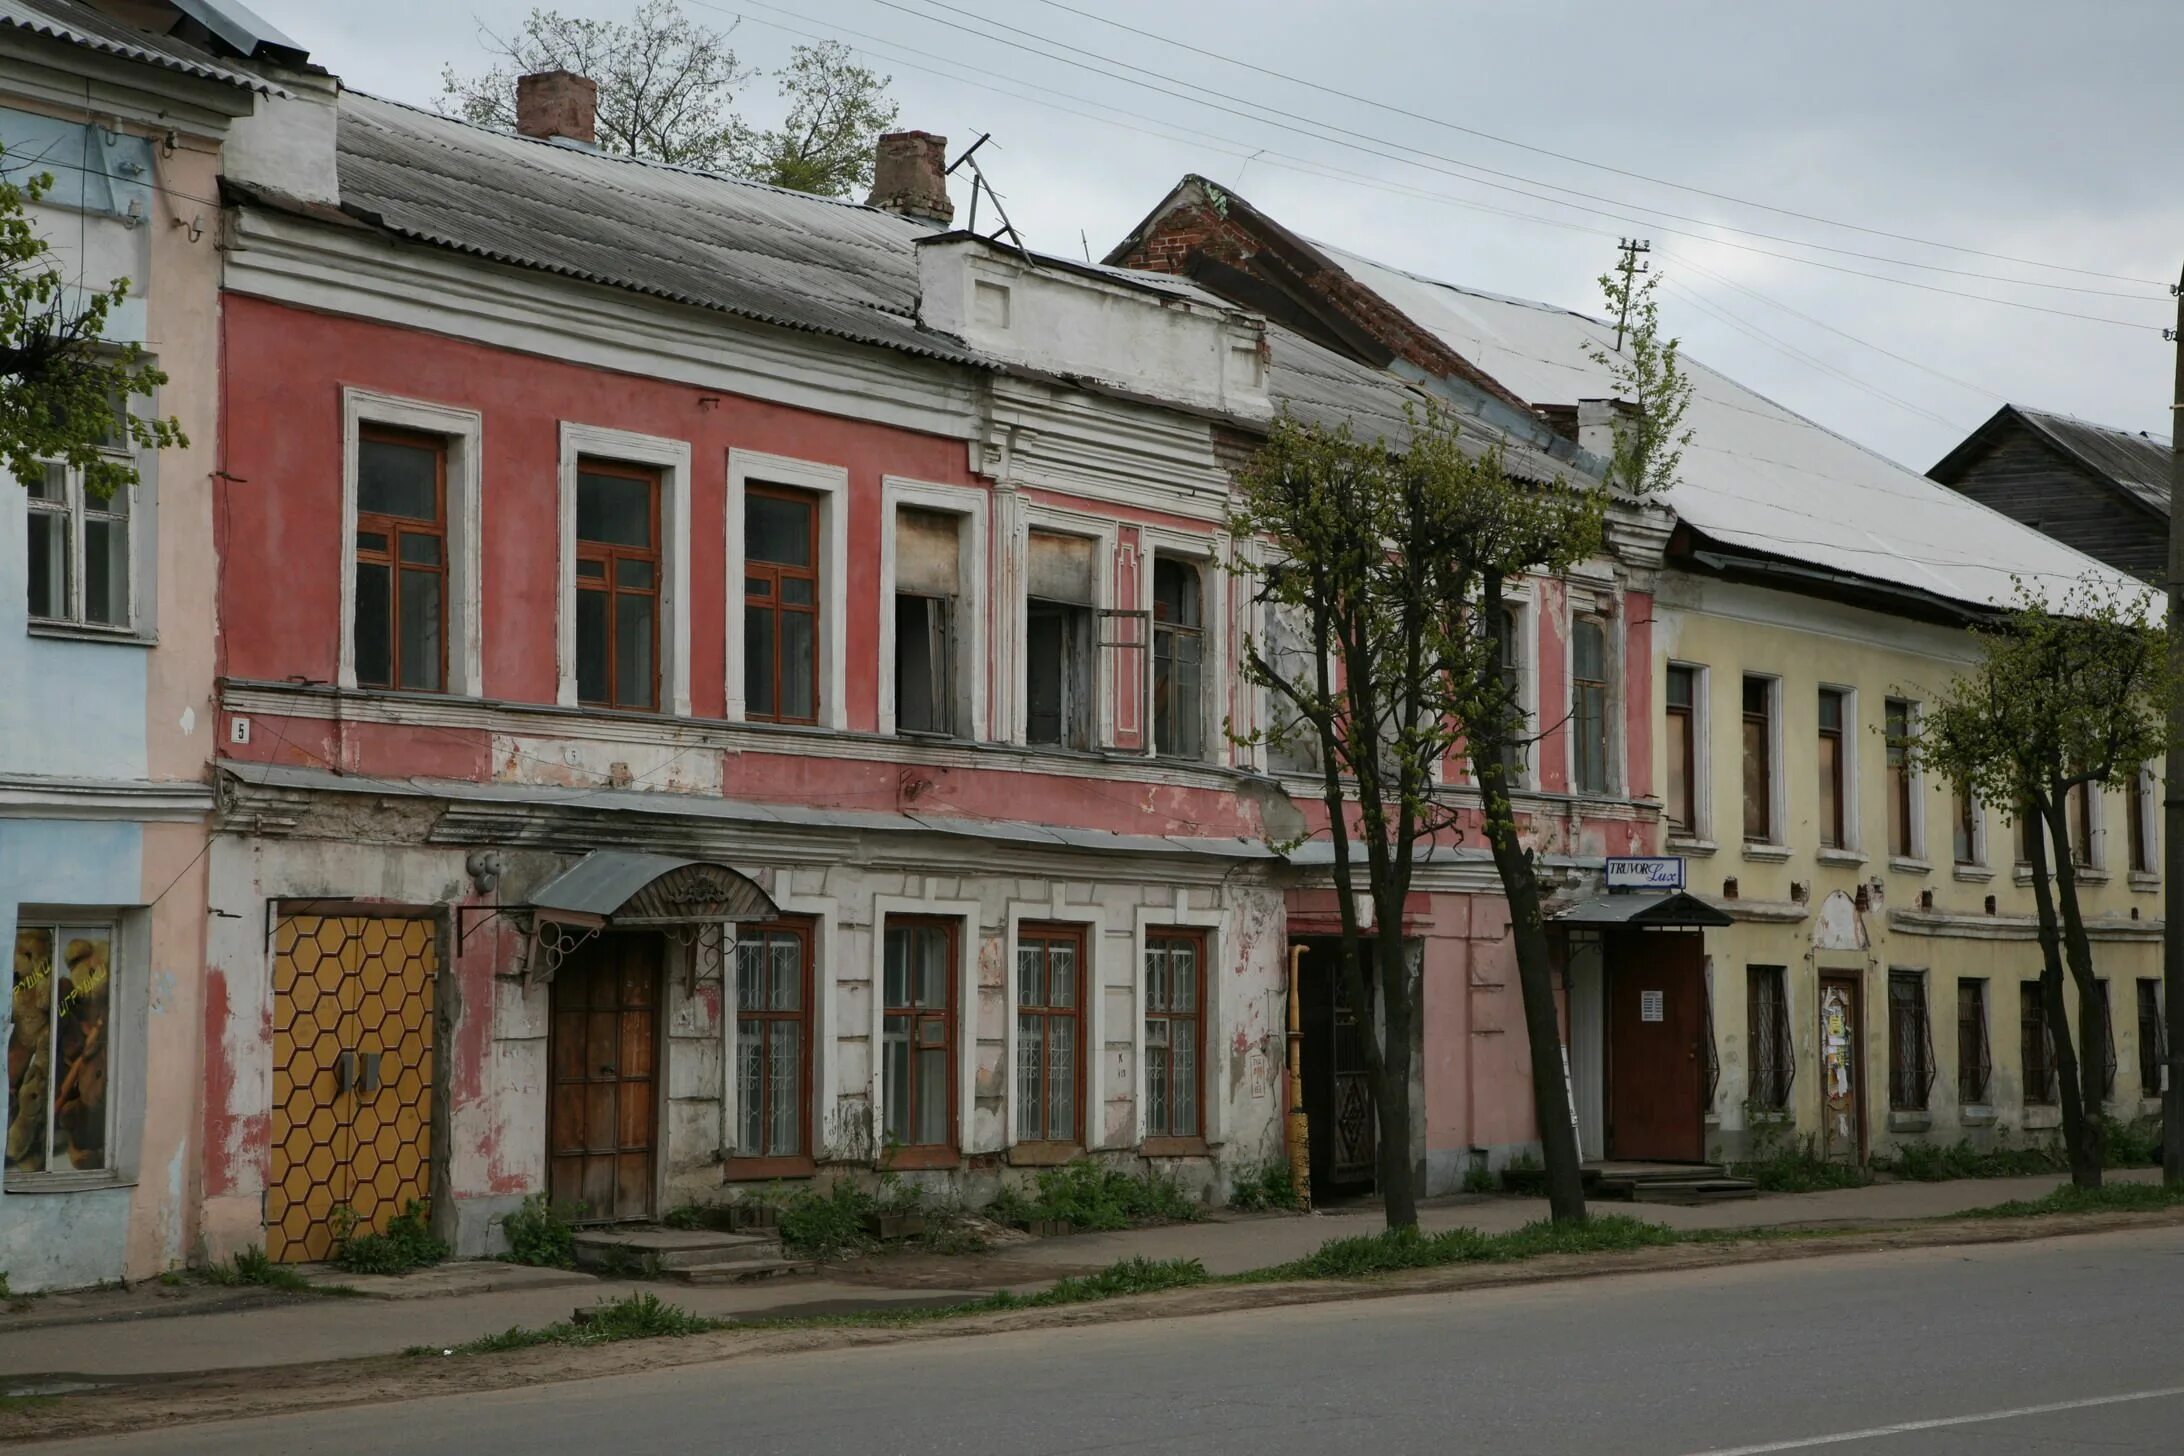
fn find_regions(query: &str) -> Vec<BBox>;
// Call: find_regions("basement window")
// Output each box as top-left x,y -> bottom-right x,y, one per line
1026,530 -> 1097,750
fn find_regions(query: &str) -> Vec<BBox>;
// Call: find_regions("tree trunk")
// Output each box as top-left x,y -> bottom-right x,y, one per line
2047,794 -> 2110,1184
1373,915 -> 1420,1229
2026,801 -> 2100,1188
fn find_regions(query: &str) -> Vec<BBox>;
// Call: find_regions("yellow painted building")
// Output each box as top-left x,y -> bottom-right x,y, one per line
1654,574 -> 2163,1161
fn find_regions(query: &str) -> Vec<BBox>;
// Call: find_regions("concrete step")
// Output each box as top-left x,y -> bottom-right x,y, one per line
1610,1178 -> 1760,1206
669,1257 -> 816,1285
571,1226 -> 785,1272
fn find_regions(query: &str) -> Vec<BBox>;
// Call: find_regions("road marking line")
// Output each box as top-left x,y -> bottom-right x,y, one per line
1680,1383 -> 2184,1455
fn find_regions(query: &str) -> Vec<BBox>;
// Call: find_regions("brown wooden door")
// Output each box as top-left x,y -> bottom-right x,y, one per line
1819,975 -> 1865,1164
1607,931 -> 1705,1162
549,935 -> 660,1222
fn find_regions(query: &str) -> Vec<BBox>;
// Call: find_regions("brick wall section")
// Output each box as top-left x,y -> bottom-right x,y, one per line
1114,187 -> 1535,415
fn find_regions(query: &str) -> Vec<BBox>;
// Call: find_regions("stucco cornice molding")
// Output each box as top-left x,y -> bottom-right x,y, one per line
0,773 -> 214,822
1889,908 -> 2161,942
222,208 -> 984,442
1693,895 -> 1809,925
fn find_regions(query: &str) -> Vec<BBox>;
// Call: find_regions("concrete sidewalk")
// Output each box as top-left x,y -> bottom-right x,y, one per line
0,1168 -> 2154,1384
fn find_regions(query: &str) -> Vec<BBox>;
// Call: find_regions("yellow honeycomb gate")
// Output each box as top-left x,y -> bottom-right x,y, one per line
268,915 -> 437,1262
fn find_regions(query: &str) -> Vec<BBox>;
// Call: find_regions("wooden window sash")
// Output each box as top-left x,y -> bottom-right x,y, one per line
1957,979 -> 1991,1104
731,920 -> 813,1172
1817,690 -> 1845,849
1665,666 -> 1695,832
1144,929 -> 1206,1140
1016,925 -> 1086,1147
1742,678 -> 1773,843
355,426 -> 448,693
746,485 -> 821,725
883,915 -> 959,1163
575,461 -> 662,712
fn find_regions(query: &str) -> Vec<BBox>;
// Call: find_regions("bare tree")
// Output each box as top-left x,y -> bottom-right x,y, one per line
441,4 -> 897,194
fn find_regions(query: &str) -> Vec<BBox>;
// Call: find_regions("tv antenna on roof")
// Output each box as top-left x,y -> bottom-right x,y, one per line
947,134 -> 1029,261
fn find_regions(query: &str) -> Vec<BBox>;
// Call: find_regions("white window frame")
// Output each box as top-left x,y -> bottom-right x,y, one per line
1141,527 -> 1225,765
1009,505 -> 1117,748
1953,785 -> 1989,871
1564,601 -> 1618,796
1665,659 -> 1710,840
878,477 -> 989,741
4,911 -> 134,1191
2132,763 -> 2160,878
726,449 -> 848,731
24,445 -> 139,634
869,893 -> 982,1162
1883,696 -> 1925,863
1254,553 -> 1334,781
1132,894 -> 1224,1147
1003,896 -> 1104,1151
1817,682 -> 1860,852
1742,672 -> 1786,848
722,888 -> 839,1165
555,423 -> 692,717
339,388 -> 484,695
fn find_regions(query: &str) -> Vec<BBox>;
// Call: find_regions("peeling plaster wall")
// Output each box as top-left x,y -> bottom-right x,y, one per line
203,820 -> 1292,1258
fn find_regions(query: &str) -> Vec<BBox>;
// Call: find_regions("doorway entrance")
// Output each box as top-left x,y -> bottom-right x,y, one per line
1818,974 -> 1864,1164
267,915 -> 438,1262
1295,937 -> 1377,1202
1605,930 -> 1706,1162
548,933 -> 663,1223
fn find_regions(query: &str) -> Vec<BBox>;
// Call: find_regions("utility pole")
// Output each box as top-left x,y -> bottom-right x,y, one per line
1612,238 -> 1651,352
2165,265 -> 2184,1185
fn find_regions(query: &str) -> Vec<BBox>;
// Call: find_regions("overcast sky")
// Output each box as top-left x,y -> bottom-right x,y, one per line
252,0 -> 2183,474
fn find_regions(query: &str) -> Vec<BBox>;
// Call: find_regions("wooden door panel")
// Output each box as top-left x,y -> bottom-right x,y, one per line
548,936 -> 661,1222
1819,977 -> 1864,1164
1607,932 -> 1705,1162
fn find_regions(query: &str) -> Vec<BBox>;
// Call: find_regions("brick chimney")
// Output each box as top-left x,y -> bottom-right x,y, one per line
515,69 -> 597,146
866,131 -> 953,227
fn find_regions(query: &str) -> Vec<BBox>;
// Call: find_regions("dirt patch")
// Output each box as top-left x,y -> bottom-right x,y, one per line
8,1208 -> 2182,1446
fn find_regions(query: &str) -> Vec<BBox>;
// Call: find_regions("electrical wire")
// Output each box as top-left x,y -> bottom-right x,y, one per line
1012,0 -> 2165,289
869,0 -> 2167,305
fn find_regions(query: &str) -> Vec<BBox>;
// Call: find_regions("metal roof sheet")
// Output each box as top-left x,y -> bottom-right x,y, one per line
0,0 -> 276,92
1550,890 -> 1733,928
1313,242 -> 2153,614
2013,406 -> 2172,517
527,850 -> 776,920
335,93 -> 988,367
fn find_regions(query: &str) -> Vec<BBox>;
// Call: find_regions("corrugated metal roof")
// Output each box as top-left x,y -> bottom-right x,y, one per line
2014,406 -> 2172,517
1314,242 -> 2152,614
0,0 -> 276,93
336,93 -> 988,367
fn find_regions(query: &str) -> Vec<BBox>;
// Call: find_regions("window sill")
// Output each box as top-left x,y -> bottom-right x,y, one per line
1887,857 -> 1931,876
4,1170 -> 134,1194
1886,1110 -> 1932,1134
1952,865 -> 1995,883
1815,848 -> 1868,868
1741,843 -> 1792,863
2130,871 -> 2161,893
1961,1103 -> 1996,1125
27,621 -> 154,648
1005,1141 -> 1085,1168
1139,1135 -> 1211,1159
884,1146 -> 960,1171
1667,836 -> 1717,858
1747,1108 -> 1792,1126
724,1155 -> 816,1182
2075,869 -> 2111,885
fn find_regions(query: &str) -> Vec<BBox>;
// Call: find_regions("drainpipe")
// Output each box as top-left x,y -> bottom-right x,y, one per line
1287,943 -> 1311,1208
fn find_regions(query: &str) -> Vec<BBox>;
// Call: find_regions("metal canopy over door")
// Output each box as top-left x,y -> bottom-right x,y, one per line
268,915 -> 437,1263
549,934 -> 662,1222
1606,930 -> 1706,1162
1819,975 -> 1865,1164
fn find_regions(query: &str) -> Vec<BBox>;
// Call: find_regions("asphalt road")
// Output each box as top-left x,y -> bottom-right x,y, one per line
47,1226 -> 2184,1455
